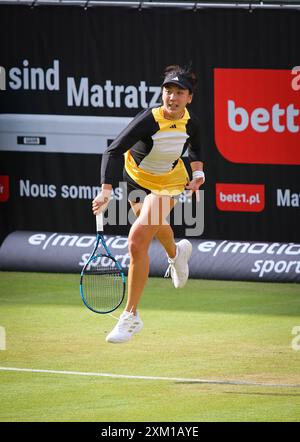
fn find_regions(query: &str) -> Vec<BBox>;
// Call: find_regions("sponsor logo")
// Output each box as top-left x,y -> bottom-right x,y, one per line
1,59 -> 161,110
216,183 -> 265,212
0,175 -> 9,202
198,240 -> 300,279
277,188 -> 300,207
28,232 -> 128,250
27,232 -> 131,270
214,68 -> 300,165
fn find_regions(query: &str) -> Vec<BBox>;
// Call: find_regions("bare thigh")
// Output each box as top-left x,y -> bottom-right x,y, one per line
129,195 -> 176,220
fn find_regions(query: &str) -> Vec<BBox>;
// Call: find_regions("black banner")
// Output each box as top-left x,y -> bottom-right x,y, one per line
1,230 -> 299,282
0,5 -> 300,245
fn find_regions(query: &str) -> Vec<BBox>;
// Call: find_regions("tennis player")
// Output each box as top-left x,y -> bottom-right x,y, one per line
92,65 -> 204,343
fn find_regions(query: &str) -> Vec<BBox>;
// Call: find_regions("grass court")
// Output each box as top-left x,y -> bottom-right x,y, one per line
0,272 -> 299,422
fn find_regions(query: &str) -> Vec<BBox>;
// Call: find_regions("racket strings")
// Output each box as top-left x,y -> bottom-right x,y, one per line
82,257 -> 125,313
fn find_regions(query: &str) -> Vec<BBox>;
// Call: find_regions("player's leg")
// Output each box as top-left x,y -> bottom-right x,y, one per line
126,193 -> 175,313
124,220 -> 156,314
106,194 -> 175,343
130,198 -> 192,289
130,199 -> 177,259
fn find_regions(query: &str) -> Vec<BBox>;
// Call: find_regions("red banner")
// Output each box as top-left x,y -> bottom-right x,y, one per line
214,68 -> 300,165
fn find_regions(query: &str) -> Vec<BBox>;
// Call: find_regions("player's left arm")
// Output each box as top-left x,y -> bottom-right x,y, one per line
186,116 -> 205,193
186,160 -> 205,192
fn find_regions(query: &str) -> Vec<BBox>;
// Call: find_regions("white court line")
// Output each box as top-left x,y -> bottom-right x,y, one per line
0,366 -> 300,388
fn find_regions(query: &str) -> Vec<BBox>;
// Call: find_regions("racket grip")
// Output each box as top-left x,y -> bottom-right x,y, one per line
96,213 -> 104,233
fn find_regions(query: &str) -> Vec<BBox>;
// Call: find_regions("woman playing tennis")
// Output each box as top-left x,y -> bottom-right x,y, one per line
92,64 -> 204,343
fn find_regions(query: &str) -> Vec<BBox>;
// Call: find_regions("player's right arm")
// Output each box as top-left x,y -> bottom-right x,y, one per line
92,108 -> 153,215
92,184 -> 112,215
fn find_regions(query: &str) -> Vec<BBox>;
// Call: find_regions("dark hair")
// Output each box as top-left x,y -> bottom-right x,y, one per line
162,64 -> 198,93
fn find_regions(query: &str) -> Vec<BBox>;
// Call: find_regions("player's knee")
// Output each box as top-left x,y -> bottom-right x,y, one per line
128,237 -> 147,259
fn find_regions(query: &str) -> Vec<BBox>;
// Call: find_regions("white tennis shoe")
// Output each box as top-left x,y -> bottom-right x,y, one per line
106,310 -> 144,343
164,239 -> 193,288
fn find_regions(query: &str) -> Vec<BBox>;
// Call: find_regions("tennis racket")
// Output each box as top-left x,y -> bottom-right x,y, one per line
80,213 -> 126,314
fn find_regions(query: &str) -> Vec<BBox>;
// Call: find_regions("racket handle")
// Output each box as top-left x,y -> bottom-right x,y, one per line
96,213 -> 104,233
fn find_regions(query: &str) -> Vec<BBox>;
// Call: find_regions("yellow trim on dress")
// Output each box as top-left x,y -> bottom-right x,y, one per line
152,107 -> 190,133
124,150 -> 189,196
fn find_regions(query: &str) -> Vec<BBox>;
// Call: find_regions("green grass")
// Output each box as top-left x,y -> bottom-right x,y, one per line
0,271 -> 300,422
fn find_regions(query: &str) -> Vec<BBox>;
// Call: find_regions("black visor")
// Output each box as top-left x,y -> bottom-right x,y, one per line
162,73 -> 193,93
